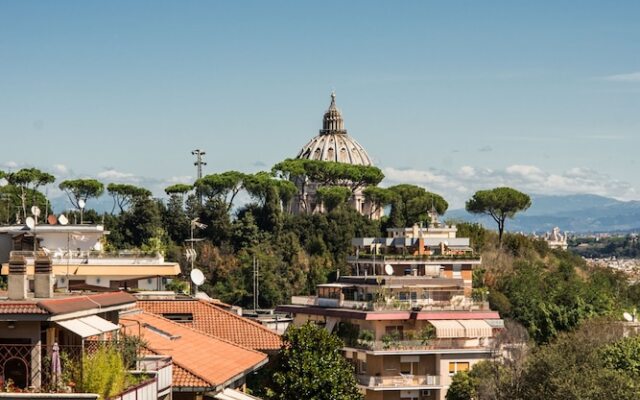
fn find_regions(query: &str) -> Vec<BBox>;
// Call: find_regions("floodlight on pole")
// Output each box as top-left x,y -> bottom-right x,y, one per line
192,149 -> 207,205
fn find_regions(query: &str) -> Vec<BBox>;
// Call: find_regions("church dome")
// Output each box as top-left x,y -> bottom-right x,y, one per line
296,93 -> 373,166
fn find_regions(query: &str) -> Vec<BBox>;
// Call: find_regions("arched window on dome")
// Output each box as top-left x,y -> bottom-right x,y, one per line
327,147 -> 335,160
339,148 -> 348,162
313,148 -> 322,160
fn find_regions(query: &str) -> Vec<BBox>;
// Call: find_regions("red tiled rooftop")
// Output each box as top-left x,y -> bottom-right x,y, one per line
38,291 -> 136,314
121,311 -> 267,389
137,299 -> 282,351
0,303 -> 47,314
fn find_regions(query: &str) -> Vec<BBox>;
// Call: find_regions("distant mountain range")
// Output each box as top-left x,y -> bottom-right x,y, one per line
445,194 -> 640,234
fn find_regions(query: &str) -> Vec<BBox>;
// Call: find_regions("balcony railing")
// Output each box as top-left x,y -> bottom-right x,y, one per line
0,342 -> 170,398
348,254 -> 481,262
9,250 -> 166,265
291,296 -> 490,312
352,337 -> 493,352
357,374 -> 440,388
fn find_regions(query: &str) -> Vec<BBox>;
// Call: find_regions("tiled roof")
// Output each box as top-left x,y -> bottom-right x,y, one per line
39,291 -> 136,315
137,299 -> 282,351
121,311 -> 267,389
0,303 -> 47,314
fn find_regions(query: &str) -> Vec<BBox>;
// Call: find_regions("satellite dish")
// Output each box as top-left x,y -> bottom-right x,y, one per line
31,206 -> 41,217
623,312 -> 634,322
93,242 -> 103,251
384,264 -> 394,276
58,214 -> 69,225
47,214 -> 58,225
78,199 -> 86,209
190,268 -> 205,286
26,217 -> 35,229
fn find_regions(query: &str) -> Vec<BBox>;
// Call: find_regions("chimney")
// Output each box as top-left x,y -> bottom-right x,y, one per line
34,256 -> 54,298
8,256 -> 27,300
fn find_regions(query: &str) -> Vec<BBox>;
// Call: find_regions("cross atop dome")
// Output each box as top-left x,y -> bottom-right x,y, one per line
321,91 -> 346,135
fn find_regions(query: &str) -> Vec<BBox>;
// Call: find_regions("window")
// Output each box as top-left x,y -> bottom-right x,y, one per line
453,264 -> 462,278
162,313 -> 194,323
448,361 -> 470,375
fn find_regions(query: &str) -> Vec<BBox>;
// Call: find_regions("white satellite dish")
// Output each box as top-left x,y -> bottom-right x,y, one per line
26,217 -> 35,229
31,206 -> 41,217
78,199 -> 86,209
384,264 -> 394,276
623,312 -> 634,322
190,268 -> 205,286
58,214 -> 69,225
93,242 -> 103,251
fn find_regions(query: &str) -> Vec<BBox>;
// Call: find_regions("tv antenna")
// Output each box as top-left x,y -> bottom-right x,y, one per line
185,218 -> 207,295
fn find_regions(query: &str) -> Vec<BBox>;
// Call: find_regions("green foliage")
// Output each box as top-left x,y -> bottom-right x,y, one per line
0,184 -> 50,224
107,183 -> 151,213
601,335 -> 640,377
164,183 -> 192,195
266,323 -> 363,400
272,158 -> 384,192
454,221 -> 488,252
466,187 -> 531,246
336,322 -> 360,347
59,178 -> 105,209
446,371 -> 477,400
82,346 -> 127,399
386,184 -> 448,227
363,186 -> 396,218
194,171 -> 245,210
3,168 -> 55,219
316,186 -> 352,211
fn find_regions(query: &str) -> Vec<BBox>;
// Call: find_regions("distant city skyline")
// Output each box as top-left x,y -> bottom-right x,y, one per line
1,1 -> 639,208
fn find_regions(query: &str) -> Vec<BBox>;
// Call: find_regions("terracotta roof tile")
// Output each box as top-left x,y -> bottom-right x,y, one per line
137,299 -> 282,351
121,311 -> 267,389
0,303 -> 47,314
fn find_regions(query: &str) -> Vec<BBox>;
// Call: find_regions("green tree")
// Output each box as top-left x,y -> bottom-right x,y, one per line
363,186 -> 396,219
4,168 -> 55,219
107,183 -> 151,214
386,184 -> 448,227
266,323 -> 363,400
316,186 -> 352,212
466,187 -> 531,247
164,183 -> 192,196
446,371 -> 477,400
58,178 -> 105,212
194,171 -> 245,211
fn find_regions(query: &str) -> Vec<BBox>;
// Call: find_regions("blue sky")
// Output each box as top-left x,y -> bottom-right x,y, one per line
1,1 -> 639,208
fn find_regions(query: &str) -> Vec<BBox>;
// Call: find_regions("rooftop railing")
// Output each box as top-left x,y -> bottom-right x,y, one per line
348,253 -> 481,262
291,295 -> 489,312
9,250 -> 166,265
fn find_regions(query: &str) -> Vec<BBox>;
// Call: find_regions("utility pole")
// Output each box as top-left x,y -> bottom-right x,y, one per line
192,149 -> 206,205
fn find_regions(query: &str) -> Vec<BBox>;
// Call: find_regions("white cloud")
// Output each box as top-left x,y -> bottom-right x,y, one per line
96,169 -> 138,181
53,164 -> 69,174
602,71 -> 640,82
382,164 -> 639,208
2,161 -> 19,169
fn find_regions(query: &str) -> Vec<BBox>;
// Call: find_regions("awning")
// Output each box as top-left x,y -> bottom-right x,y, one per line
215,388 -> 261,400
428,320 -> 465,338
57,315 -> 119,338
458,319 -> 493,338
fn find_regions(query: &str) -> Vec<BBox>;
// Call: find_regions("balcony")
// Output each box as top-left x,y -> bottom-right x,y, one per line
0,343 -> 171,400
350,337 -> 493,352
348,253 -> 481,263
10,250 -> 167,266
357,374 -> 440,389
290,295 -> 489,312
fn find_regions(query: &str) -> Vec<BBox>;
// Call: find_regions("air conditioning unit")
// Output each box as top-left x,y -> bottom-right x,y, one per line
421,390 -> 431,397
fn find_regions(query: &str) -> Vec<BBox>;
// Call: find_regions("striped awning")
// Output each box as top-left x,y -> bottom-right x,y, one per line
458,319 -> 493,338
428,319 -> 495,338
428,320 -> 465,338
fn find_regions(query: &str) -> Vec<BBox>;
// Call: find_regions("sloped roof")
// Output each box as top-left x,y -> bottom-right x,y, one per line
0,303 -> 47,314
0,291 -> 135,318
137,299 -> 282,351
121,311 -> 267,390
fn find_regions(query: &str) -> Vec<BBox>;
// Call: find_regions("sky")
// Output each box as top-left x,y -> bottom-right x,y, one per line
1,1 -> 639,209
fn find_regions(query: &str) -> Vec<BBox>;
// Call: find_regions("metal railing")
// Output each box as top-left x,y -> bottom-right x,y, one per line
9,250 -> 166,265
352,337 -> 493,352
357,374 -> 440,388
290,296 -> 489,312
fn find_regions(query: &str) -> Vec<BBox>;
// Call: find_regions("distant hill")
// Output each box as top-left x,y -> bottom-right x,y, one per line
445,194 -> 640,233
